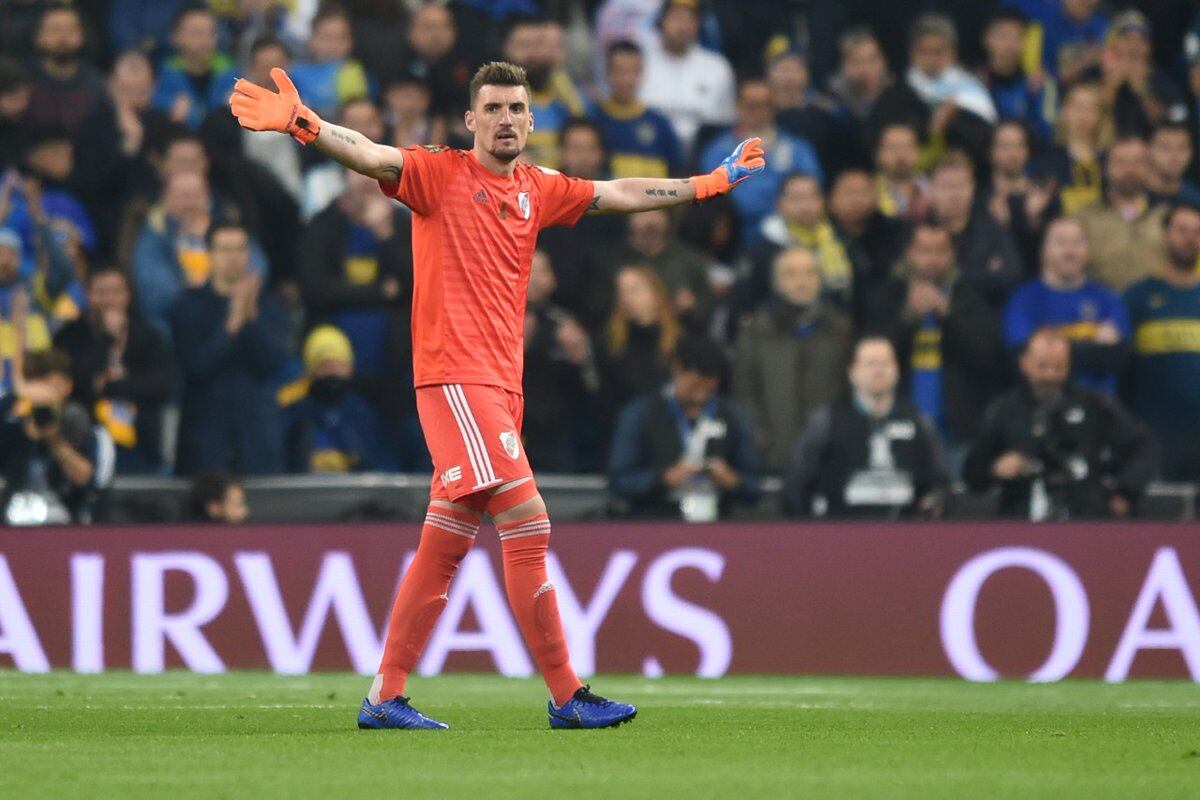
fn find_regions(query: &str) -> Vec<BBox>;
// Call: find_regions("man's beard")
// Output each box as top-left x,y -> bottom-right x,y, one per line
525,65 -> 551,91
487,143 -> 520,163
44,49 -> 78,67
1111,179 -> 1143,198
1170,248 -> 1200,269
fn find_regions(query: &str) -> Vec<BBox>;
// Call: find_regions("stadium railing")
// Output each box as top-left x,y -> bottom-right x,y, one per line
96,474 -> 1198,523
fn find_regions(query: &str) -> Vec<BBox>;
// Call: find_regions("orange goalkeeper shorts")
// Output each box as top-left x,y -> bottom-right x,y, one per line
416,383 -> 531,503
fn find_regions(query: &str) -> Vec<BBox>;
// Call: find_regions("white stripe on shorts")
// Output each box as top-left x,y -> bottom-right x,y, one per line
443,384 -> 498,488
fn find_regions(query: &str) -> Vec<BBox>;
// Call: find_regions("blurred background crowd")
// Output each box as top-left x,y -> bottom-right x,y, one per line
2,0 -> 1200,524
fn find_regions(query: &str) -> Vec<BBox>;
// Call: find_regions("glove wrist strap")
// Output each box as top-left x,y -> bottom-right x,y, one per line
288,103 -> 322,145
689,170 -> 730,202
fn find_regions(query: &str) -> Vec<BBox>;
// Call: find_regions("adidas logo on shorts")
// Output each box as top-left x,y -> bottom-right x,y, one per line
440,466 -> 463,485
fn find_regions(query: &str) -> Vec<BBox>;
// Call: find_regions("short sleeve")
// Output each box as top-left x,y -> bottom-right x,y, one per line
379,145 -> 457,216
532,167 -> 594,230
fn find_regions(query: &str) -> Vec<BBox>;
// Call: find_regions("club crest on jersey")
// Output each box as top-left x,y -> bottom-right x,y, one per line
499,430 -> 520,460
518,191 -> 530,220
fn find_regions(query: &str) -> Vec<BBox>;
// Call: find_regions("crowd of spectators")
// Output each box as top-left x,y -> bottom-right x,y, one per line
2,0 -> 1200,524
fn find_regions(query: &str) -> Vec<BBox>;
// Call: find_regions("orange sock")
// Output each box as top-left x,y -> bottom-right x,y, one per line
370,505 -> 479,703
497,513 -> 582,706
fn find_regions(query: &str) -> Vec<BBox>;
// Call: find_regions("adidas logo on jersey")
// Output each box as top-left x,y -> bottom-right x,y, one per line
440,466 -> 463,485
473,189 -> 488,204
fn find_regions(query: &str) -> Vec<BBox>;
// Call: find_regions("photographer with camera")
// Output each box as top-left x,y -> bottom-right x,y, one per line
608,336 -> 762,521
0,350 -> 115,525
963,329 -> 1157,520
784,335 -> 949,519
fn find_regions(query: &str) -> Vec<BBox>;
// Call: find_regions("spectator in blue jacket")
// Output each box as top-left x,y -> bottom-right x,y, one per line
133,170 -> 266,341
608,335 -> 762,520
151,7 -> 237,130
169,223 -> 287,476
700,79 -> 823,241
279,325 -> 384,473
981,9 -> 1056,145
1003,216 -> 1129,393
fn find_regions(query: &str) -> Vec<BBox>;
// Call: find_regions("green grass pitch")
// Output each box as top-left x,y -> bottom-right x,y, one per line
1,672 -> 1198,799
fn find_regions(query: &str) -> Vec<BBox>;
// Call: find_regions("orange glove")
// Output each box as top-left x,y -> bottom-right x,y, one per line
689,137 -> 766,201
229,67 -> 322,145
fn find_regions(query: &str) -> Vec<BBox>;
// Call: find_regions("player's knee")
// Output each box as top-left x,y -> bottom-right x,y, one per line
487,478 -> 544,522
431,496 -> 487,520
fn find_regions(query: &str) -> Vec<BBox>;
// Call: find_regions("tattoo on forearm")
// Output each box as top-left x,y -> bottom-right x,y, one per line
330,129 -> 356,145
644,188 -> 680,198
588,194 -> 601,210
379,166 -> 400,180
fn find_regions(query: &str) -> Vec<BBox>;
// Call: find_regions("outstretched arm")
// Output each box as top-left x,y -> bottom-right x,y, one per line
229,67 -> 403,183
587,137 -> 765,214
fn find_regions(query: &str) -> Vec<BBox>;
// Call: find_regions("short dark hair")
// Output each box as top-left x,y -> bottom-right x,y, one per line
503,14 -> 548,46
838,25 -> 879,59
163,129 -> 205,154
468,61 -> 531,107
560,117 -> 603,148
986,8 -> 1028,30
249,36 -> 288,61
831,167 -> 872,187
674,336 -> 727,381
852,334 -> 896,362
312,4 -> 351,29
1150,121 -> 1192,141
993,119 -> 1031,146
877,122 -> 919,147
907,221 -> 952,248
205,221 -> 247,248
187,470 -> 240,522
87,264 -> 129,285
931,149 -> 975,177
606,40 -> 643,65
171,5 -> 213,32
1164,202 -> 1200,229
777,171 -> 819,198
25,123 -> 72,151
23,349 -> 71,381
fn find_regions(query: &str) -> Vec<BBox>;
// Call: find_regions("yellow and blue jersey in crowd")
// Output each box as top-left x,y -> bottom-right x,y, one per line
1123,276 -> 1200,431
288,58 -> 372,119
0,282 -> 51,395
1002,277 -> 1130,392
909,313 -> 946,438
593,100 -> 683,178
278,378 -> 384,473
524,72 -> 591,170
1034,146 -> 1103,215
329,222 -> 389,377
1004,0 -> 1109,78
986,69 -> 1057,143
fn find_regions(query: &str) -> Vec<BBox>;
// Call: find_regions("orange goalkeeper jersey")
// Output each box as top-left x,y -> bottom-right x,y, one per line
379,145 -> 594,394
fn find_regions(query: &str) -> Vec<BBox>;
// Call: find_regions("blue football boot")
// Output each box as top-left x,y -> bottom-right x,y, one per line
357,696 -> 450,730
548,685 -> 637,729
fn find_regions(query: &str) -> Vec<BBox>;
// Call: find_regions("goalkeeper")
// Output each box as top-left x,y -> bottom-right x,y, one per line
229,62 -> 764,730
